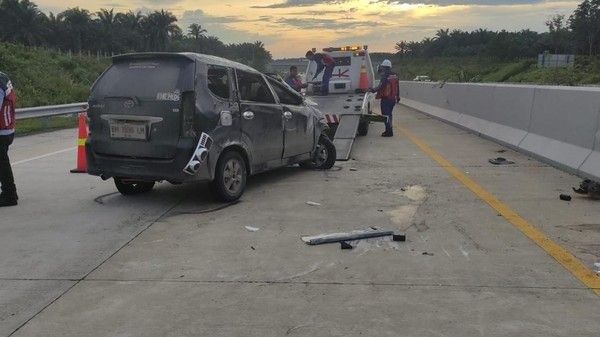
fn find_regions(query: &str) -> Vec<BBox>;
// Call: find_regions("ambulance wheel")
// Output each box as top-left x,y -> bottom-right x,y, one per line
211,150 -> 247,202
114,178 -> 155,195
301,135 -> 336,170
357,120 -> 369,136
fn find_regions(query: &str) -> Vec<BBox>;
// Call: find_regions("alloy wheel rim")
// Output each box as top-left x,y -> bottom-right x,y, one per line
314,144 -> 328,167
223,159 -> 243,194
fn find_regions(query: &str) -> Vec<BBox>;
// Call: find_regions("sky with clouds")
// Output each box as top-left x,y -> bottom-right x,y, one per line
35,0 -> 580,58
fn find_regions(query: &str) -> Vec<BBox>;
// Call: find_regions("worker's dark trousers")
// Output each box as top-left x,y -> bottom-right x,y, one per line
381,99 -> 395,134
0,134 -> 16,196
321,66 -> 334,95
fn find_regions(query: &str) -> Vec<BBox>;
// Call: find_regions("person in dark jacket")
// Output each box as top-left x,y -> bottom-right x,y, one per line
370,59 -> 400,137
306,50 -> 335,95
0,71 -> 17,206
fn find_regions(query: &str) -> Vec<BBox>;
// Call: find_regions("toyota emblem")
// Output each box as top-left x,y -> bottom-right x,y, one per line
123,100 -> 135,108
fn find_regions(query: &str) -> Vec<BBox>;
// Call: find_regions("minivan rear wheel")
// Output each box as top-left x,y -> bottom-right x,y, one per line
211,151 -> 247,202
114,178 -> 155,195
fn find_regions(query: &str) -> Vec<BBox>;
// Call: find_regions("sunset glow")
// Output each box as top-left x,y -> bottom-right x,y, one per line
34,0 -> 580,57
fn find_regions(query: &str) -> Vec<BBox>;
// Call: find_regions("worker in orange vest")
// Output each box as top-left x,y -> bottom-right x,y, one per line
370,60 -> 399,137
0,71 -> 17,206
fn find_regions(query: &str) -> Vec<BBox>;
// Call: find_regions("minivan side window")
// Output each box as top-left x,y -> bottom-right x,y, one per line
267,78 -> 303,106
236,70 -> 275,104
207,65 -> 230,99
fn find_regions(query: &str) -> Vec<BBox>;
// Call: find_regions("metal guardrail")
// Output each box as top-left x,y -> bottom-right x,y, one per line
16,102 -> 88,120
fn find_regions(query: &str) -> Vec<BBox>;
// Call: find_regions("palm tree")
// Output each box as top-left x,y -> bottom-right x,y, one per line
0,0 -> 47,45
115,10 -> 143,30
58,7 -> 92,53
97,8 -> 116,53
115,11 -> 144,52
142,10 -> 181,51
188,23 -> 207,40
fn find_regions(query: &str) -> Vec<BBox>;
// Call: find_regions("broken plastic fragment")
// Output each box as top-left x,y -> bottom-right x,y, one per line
306,201 -> 321,206
489,157 -> 515,165
244,226 -> 260,232
559,194 -> 572,201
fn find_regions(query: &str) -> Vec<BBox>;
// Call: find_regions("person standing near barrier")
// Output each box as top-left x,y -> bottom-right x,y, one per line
0,71 -> 17,207
370,59 -> 399,137
306,50 -> 335,96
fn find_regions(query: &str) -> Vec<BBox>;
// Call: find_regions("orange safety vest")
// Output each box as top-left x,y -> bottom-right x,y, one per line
0,74 -> 16,131
376,74 -> 399,101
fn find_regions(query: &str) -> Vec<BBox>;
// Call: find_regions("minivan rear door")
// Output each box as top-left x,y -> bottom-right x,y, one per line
88,55 -> 195,159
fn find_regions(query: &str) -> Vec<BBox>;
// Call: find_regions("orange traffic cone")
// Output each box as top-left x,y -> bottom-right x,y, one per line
358,60 -> 369,93
70,113 -> 88,173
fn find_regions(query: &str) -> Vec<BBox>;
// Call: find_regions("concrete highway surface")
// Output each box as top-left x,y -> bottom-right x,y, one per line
2,104 -> 599,336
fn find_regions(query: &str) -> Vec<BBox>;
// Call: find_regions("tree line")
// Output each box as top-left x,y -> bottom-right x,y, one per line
0,0 -> 272,70
395,0 -> 600,59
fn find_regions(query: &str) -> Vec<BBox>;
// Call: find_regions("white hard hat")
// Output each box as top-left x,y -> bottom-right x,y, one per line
381,59 -> 392,67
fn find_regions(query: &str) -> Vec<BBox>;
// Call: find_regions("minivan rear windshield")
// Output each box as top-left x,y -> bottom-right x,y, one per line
93,58 -> 194,100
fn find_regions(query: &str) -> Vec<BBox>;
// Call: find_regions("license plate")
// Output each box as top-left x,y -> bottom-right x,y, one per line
110,121 -> 147,140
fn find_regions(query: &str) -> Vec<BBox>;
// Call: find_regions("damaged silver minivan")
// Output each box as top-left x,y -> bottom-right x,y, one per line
86,53 -> 336,201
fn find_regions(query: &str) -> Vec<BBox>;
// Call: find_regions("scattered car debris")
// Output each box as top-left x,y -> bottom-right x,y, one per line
340,241 -> 353,250
245,226 -> 260,232
306,201 -> 321,206
349,168 -> 358,171
573,179 -> 600,200
489,157 -> 515,165
393,234 -> 406,242
559,194 -> 572,201
422,252 -> 434,256
250,246 -> 255,250
301,228 -> 399,245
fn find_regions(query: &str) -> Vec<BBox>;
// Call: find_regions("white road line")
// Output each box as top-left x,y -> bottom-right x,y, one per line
12,147 -> 76,166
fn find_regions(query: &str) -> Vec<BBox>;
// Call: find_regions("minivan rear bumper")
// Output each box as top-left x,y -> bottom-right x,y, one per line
85,139 -> 212,183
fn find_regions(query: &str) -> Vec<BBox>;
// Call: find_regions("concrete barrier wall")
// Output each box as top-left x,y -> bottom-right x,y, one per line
399,81 -> 600,181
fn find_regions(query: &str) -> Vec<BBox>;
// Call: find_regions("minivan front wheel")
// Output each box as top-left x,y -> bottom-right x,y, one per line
211,151 -> 247,202
114,178 -> 155,195
301,135 -> 336,170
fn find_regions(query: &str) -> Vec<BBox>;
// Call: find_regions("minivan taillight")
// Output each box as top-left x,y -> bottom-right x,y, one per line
181,92 -> 196,138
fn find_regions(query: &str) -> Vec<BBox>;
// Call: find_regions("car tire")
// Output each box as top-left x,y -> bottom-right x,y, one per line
114,178 -> 155,195
211,150 -> 247,202
357,120 -> 369,136
301,135 -> 336,170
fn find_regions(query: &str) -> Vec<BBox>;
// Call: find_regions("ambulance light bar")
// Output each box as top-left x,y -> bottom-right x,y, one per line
323,45 -> 367,52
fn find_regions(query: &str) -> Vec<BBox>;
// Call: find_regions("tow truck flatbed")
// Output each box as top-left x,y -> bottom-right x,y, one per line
303,45 -> 379,160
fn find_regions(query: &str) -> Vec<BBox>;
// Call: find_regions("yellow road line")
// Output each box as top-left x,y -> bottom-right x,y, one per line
395,122 -> 600,296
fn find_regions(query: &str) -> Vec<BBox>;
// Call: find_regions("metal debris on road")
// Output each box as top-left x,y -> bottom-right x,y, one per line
422,252 -> 434,256
393,234 -> 406,242
340,241 -> 353,250
349,167 -> 358,171
559,194 -> 572,201
245,226 -> 260,232
573,179 -> 600,200
301,228 -> 400,245
489,157 -> 515,165
306,201 -> 321,206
